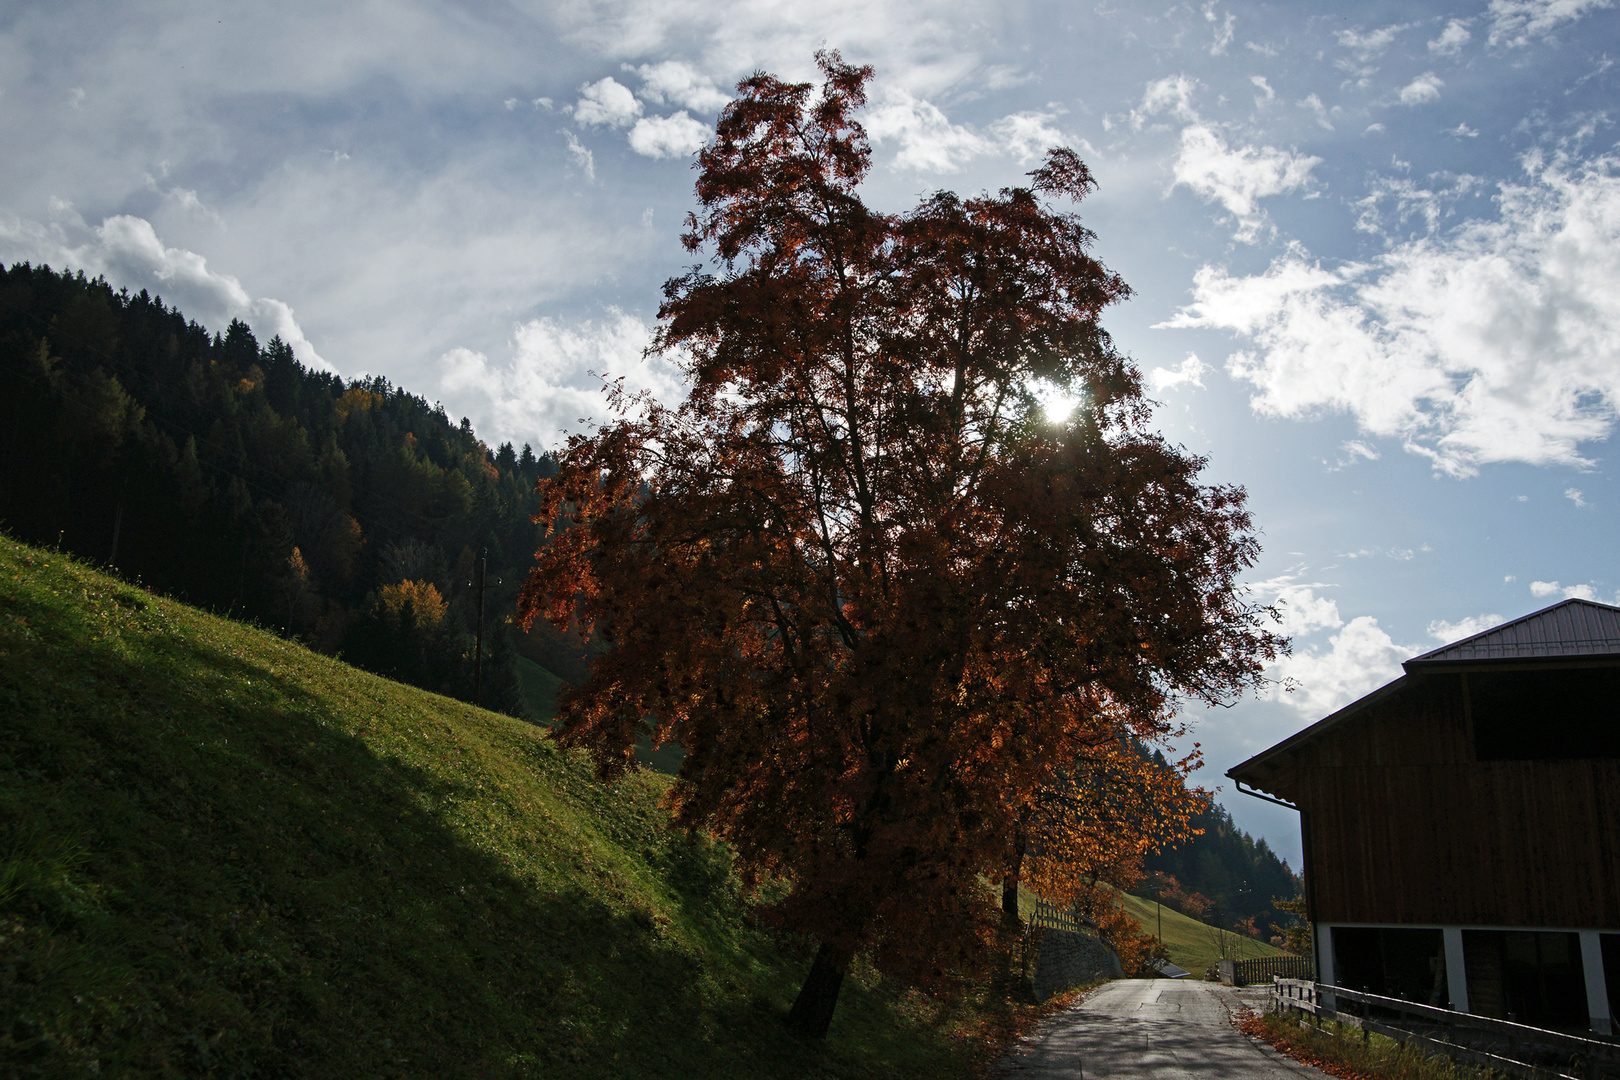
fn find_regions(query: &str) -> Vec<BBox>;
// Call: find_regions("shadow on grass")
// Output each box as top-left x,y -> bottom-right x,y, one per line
0,556 -> 853,1079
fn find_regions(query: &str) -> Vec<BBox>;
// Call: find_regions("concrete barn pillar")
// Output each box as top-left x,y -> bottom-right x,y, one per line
1442,927 -> 1469,1013
1579,931 -> 1612,1035
1316,924 -> 1336,1012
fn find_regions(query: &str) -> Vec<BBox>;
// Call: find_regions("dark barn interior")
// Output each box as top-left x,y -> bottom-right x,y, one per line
1332,927 -> 1447,1006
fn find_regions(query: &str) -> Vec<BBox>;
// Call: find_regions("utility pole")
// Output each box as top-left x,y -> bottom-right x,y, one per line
108,476 -> 127,571
470,549 -> 501,708
473,549 -> 486,707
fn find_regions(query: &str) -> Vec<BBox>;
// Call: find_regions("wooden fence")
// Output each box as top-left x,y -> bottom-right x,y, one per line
1271,978 -> 1620,1080
1221,955 -> 1313,985
1027,898 -> 1098,936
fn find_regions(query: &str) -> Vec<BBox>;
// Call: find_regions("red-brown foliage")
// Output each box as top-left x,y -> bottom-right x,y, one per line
519,52 -> 1283,1038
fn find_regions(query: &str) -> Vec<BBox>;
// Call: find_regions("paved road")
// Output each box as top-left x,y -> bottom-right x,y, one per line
989,979 -> 1333,1080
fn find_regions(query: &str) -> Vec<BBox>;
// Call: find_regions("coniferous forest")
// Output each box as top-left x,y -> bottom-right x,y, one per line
1140,799 -> 1303,944
0,262 -> 590,719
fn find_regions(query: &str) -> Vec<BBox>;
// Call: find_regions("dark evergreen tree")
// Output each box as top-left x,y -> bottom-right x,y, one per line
1141,800 -> 1303,941
0,261 -> 564,715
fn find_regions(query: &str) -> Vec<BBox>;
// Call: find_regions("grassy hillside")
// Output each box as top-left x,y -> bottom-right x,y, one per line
0,536 -> 1041,1078
1118,892 -> 1285,975
1010,882 -> 1286,979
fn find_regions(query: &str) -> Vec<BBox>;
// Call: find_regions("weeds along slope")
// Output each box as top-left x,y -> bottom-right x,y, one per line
0,535 -> 1005,1079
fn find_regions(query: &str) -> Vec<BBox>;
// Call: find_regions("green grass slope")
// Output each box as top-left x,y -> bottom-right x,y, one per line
1009,880 -> 1286,978
0,536 -> 1023,1078
1118,893 -> 1285,975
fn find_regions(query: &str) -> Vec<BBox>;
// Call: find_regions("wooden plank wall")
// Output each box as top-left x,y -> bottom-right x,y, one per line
1298,673 -> 1620,928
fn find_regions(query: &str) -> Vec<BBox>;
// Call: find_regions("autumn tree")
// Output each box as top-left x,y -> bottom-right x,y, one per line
519,52 -> 1282,1039
1012,738 -> 1207,928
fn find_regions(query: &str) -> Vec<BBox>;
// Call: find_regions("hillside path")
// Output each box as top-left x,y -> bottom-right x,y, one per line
988,979 -> 1333,1080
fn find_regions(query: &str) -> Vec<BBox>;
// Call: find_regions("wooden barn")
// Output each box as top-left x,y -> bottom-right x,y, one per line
1228,598 -> 1620,1035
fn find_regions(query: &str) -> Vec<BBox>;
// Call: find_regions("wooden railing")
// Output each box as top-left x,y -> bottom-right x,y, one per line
1222,954 -> 1313,986
1271,978 -> 1620,1080
1027,898 -> 1098,936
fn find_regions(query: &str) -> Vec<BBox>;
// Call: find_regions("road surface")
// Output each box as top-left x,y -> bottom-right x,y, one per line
989,979 -> 1333,1080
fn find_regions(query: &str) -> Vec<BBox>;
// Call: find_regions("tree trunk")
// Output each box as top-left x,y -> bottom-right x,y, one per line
1002,831 -> 1025,929
786,940 -> 853,1039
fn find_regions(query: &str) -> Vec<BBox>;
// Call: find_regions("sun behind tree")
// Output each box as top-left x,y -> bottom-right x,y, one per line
519,51 -> 1284,1040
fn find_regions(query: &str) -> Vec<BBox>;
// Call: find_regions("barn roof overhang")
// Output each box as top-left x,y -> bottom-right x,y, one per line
1226,597 -> 1620,808
1226,675 -> 1409,808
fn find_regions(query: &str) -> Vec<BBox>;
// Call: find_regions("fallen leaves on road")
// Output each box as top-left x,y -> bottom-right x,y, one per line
974,978 -> 1110,1078
1233,1007 -> 1378,1080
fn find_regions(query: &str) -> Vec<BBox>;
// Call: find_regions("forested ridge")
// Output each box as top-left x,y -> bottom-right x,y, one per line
1139,797 -> 1304,947
0,259 -> 1300,951
0,261 -> 588,717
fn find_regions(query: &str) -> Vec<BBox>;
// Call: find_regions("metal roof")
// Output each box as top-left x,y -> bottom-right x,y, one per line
1404,597 -> 1620,668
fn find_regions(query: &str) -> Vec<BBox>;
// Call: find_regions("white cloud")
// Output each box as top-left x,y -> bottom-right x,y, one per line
1137,74 -> 1199,124
1338,439 -> 1380,466
563,131 -> 595,180
1487,0 -> 1614,48
627,112 -> 709,158
1566,486 -> 1588,506
1138,72 -> 1319,241
1399,72 -> 1445,106
1171,125 -> 1321,242
552,0 -> 997,102
1205,2 -> 1236,55
0,204 -> 329,371
981,64 -> 1035,90
866,88 -> 991,172
1159,154 -> 1620,475
630,61 -> 731,113
437,309 -> 682,448
1336,24 -> 1409,59
1147,353 -> 1209,393
990,110 -> 1068,163
1298,93 -> 1334,130
1270,584 -> 1345,637
1429,18 -> 1473,55
1250,76 -> 1274,103
865,87 -> 1063,173
1265,615 -> 1416,717
1353,173 -> 1483,236
143,175 -> 226,228
575,77 -> 643,128
1530,579 -> 1597,599
1428,613 -> 1503,641
1342,439 -> 1380,459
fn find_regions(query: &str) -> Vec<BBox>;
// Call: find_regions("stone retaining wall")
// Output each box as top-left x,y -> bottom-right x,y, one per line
1032,927 -> 1123,1001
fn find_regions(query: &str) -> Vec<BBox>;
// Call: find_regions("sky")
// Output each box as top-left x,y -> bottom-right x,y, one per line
6,0 -> 1620,871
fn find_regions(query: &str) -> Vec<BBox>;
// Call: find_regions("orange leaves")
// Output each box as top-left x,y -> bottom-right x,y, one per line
514,54 -> 1284,1032
1019,736 -> 1209,916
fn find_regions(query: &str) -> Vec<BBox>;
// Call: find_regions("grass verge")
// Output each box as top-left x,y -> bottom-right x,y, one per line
1235,1009 -> 1507,1080
1118,892 -> 1284,974
0,535 -> 1065,1079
